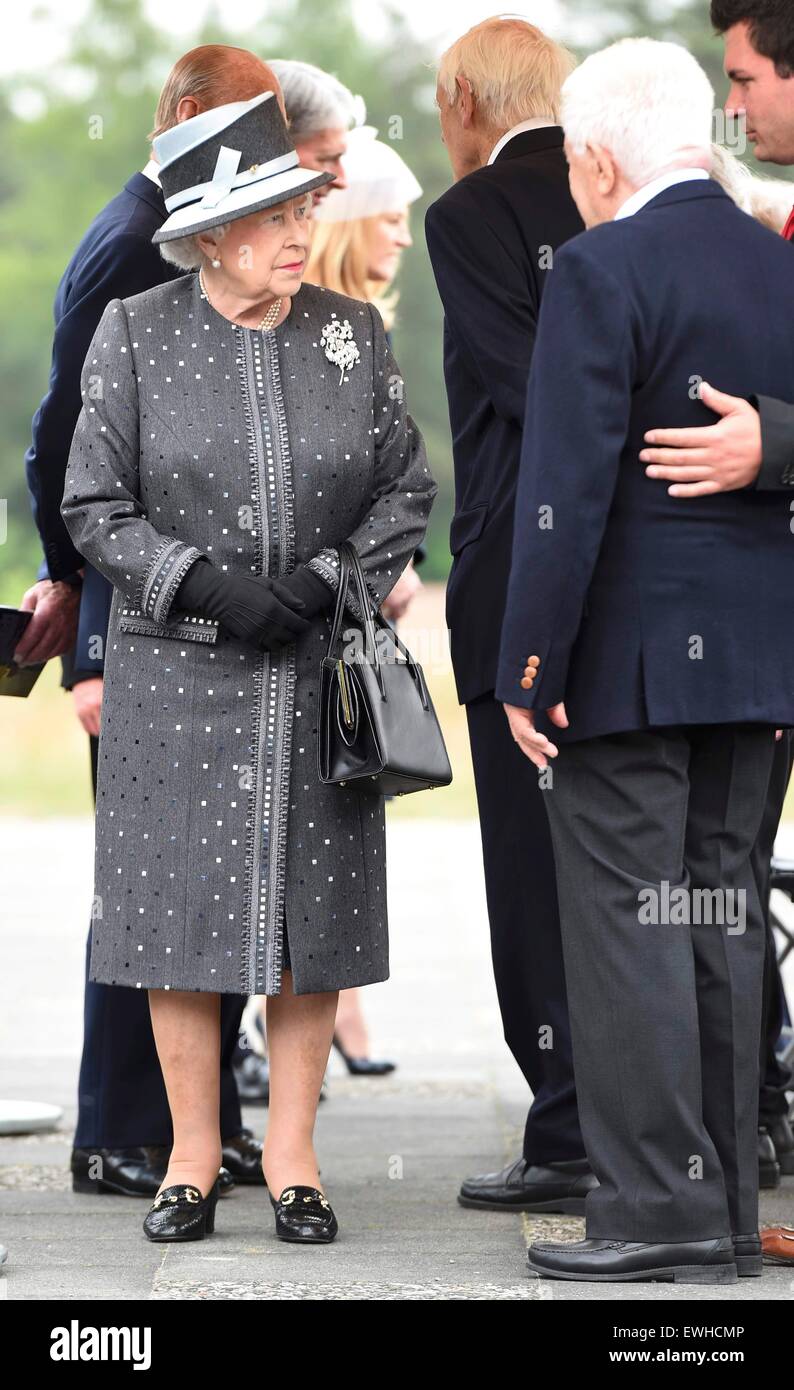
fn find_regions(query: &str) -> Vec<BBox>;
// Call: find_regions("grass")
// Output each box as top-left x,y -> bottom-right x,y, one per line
4,578 -> 790,826
0,582 -> 476,820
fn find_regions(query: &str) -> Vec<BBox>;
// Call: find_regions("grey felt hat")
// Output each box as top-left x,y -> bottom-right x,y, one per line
151,91 -> 334,244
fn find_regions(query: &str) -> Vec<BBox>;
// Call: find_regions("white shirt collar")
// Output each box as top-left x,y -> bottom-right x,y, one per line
614,167 -> 709,220
141,158 -> 161,187
487,118 -> 557,166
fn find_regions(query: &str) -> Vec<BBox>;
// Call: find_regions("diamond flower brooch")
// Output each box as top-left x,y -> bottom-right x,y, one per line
320,317 -> 360,383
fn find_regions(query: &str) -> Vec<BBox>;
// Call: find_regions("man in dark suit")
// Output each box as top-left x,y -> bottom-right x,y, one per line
19,46 -> 281,1195
426,17 -> 595,1214
633,2 -> 794,1210
497,36 -> 794,1283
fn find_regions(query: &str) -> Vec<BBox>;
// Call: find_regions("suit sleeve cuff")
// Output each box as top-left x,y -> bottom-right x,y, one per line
495,637 -> 567,711
752,395 -> 794,490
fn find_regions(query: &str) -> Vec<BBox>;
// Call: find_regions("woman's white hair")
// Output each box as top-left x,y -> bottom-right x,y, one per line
711,142 -> 794,232
269,59 -> 362,138
561,38 -> 715,188
159,224 -> 231,272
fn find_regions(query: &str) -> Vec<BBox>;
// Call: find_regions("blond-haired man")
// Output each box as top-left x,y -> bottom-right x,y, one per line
426,17 -> 594,1215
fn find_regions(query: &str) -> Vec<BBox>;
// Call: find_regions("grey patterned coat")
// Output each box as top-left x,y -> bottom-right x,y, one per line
61,274 -> 436,996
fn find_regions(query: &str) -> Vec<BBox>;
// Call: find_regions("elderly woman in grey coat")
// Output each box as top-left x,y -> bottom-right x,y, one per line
61,91 -> 435,1246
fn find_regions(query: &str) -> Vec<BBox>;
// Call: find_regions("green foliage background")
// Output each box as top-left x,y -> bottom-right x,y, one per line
0,0 -> 787,602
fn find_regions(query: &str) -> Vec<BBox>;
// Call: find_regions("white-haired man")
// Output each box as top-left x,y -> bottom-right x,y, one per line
497,37 -> 794,1283
270,58 -> 360,202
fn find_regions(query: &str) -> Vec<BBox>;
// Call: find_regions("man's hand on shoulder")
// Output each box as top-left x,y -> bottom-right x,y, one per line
640,382 -> 762,495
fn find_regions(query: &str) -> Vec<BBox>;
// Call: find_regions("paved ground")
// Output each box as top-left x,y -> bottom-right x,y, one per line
1,816 -> 792,1301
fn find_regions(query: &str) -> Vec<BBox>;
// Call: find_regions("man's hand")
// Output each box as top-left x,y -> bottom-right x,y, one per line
382,561 -> 422,622
14,579 -> 80,664
73,676 -> 103,737
504,701 -> 568,769
640,382 -> 762,496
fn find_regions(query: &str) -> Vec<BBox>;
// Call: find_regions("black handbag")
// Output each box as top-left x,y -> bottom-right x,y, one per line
318,542 -> 453,796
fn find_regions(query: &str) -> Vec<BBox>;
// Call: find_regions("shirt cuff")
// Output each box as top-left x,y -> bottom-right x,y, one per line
752,395 -> 794,490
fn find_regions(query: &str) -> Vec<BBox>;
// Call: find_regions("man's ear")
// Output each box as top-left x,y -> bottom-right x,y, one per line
455,75 -> 476,128
589,142 -> 618,196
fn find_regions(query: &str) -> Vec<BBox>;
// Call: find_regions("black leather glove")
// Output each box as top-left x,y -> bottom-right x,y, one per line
275,564 -> 335,619
176,559 -> 311,650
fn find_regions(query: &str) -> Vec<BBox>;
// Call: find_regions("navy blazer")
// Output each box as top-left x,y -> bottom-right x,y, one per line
425,128 -> 584,704
28,172 -> 179,679
495,179 -> 794,741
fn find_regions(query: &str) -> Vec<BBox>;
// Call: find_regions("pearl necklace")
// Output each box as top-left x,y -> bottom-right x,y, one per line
199,267 -> 283,331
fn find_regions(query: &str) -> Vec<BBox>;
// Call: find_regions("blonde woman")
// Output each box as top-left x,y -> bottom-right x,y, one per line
307,126 -> 424,1073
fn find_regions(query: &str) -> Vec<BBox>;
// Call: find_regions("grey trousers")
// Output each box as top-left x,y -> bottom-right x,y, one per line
543,724 -> 776,1243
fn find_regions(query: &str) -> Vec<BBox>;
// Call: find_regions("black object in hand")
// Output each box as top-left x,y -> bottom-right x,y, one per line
177,560 -> 311,650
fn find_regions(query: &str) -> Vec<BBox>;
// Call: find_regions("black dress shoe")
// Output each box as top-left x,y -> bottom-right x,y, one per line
143,1178 -> 220,1242
218,1166 -> 236,1193
459,1156 -> 596,1214
71,1146 -> 168,1197
221,1128 -> 266,1186
332,1034 -> 396,1076
767,1115 -> 794,1176
732,1232 -> 763,1277
759,1127 -> 781,1189
233,1052 -> 270,1105
528,1236 -> 737,1285
270,1186 -> 338,1243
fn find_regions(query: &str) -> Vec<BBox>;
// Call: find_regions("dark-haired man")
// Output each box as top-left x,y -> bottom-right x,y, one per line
637,2 -> 794,1264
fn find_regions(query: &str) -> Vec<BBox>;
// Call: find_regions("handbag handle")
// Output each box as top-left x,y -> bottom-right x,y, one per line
327,542 -> 429,709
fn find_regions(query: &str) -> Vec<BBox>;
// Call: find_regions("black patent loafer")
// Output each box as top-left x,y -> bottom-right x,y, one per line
222,1128 -> 266,1186
270,1185 -> 338,1243
732,1232 -> 763,1277
528,1236 -> 737,1285
459,1156 -> 597,1214
143,1178 -> 220,1242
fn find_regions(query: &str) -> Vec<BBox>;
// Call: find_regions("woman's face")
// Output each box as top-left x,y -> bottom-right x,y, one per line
367,208 -> 412,284
204,194 -> 313,299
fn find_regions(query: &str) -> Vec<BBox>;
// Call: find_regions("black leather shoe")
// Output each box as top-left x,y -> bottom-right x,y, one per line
732,1232 -> 763,1277
767,1115 -> 794,1175
71,1146 -> 168,1197
270,1186 -> 338,1243
528,1236 -> 737,1284
233,1052 -> 270,1105
759,1127 -> 781,1188
459,1156 -> 596,1214
143,1178 -> 220,1242
222,1128 -> 266,1185
218,1166 -> 236,1194
332,1035 -> 396,1076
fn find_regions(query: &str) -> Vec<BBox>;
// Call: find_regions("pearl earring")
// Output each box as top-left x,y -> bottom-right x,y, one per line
211,258 -> 221,269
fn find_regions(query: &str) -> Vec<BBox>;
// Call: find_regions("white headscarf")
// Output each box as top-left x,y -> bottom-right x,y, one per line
312,126 -> 423,223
